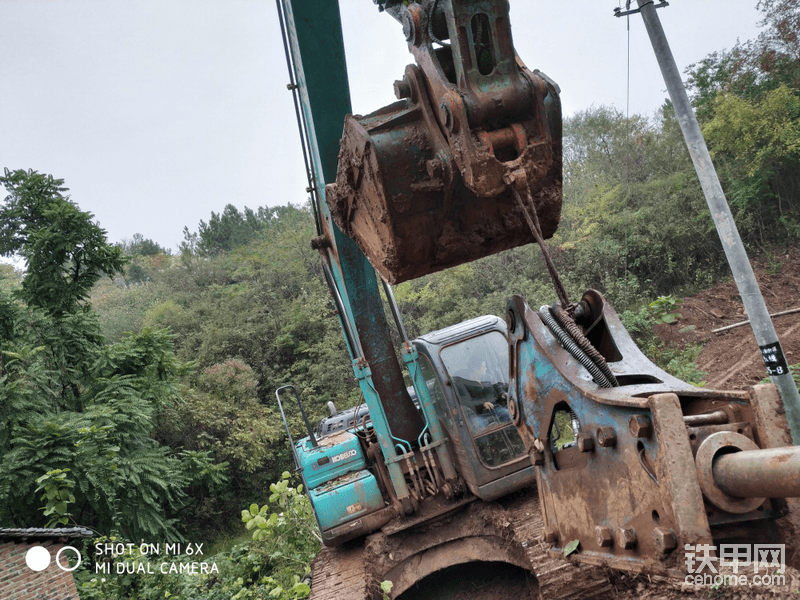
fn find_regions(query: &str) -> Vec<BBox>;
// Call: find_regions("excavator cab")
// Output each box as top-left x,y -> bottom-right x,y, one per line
413,315 -> 535,500
277,315 -> 536,548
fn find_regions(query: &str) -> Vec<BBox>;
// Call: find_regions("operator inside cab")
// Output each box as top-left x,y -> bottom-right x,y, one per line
451,353 -> 510,434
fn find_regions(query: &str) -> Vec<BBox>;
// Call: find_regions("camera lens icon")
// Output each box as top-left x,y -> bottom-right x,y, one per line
25,545 -> 81,572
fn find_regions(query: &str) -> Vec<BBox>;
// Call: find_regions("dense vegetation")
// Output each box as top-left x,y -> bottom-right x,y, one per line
0,1 -> 797,598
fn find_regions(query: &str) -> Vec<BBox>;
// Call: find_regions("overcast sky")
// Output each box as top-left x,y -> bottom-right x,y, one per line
0,1 -> 763,253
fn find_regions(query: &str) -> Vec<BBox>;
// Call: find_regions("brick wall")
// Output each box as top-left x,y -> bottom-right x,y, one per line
0,539 -> 80,600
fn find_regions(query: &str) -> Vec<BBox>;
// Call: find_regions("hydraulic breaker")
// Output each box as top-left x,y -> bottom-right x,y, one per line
506,290 -> 800,576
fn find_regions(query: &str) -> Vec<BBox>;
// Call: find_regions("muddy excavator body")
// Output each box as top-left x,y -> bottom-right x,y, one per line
276,315 -> 536,549
275,1 -> 800,598
506,290 -> 800,578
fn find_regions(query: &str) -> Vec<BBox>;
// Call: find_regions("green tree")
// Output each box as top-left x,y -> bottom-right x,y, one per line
0,170 -> 225,542
133,204 -> 359,536
552,106 -> 723,304
0,169 -> 128,315
155,359 -> 284,537
242,472 -> 318,599
183,204 -> 281,257
116,233 -> 171,285
687,1 -> 800,120
686,0 -> 800,244
0,263 -> 23,293
119,233 -> 169,257
154,204 -> 357,411
702,85 -> 800,241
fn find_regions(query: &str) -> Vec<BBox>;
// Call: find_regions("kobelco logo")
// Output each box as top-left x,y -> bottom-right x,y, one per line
331,449 -> 357,463
25,544 -> 81,572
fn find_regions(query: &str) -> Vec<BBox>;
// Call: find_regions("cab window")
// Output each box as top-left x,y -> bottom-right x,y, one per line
418,353 -> 454,433
440,331 -> 525,466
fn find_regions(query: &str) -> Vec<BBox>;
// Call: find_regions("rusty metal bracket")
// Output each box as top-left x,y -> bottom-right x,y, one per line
613,1 -> 669,18
507,289 -> 800,576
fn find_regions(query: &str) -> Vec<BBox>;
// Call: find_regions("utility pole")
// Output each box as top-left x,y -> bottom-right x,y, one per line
623,0 -> 800,444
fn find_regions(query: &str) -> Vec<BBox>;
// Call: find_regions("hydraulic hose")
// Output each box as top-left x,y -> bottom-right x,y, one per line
550,302 -> 618,387
539,306 -> 615,388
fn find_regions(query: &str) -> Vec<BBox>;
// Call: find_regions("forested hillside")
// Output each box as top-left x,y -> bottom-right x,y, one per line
1,1 -> 798,598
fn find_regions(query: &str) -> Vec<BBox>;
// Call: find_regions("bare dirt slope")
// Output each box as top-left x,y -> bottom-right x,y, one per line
656,246 -> 800,389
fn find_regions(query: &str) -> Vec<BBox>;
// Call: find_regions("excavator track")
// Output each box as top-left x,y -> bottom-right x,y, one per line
309,489 -> 610,600
500,492 -> 611,599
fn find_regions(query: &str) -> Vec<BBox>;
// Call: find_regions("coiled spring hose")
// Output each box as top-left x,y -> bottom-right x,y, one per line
538,305 -> 618,389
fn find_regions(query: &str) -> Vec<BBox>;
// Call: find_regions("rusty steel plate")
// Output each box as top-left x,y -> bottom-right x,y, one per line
326,69 -> 561,285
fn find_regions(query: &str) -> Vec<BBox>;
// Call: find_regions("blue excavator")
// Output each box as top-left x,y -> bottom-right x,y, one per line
274,2 -> 800,598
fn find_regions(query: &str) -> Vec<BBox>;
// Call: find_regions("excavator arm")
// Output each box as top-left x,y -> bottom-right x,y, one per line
277,1 -> 800,597
279,0 -> 439,523
280,0 -> 564,520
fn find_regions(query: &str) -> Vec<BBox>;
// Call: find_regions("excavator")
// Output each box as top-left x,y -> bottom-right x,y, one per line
273,1 -> 800,598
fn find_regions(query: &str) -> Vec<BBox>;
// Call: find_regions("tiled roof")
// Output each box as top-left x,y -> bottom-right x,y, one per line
0,527 -> 94,540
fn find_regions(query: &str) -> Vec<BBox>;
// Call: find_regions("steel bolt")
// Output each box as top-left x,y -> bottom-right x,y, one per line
577,432 -> 594,452
438,95 -> 460,133
596,426 -> 617,447
439,101 -> 453,130
508,397 -> 523,427
426,158 -> 443,180
310,235 -> 330,250
401,13 -> 415,41
616,527 -> 637,549
401,6 -> 423,45
595,525 -> 613,548
506,308 -> 517,334
394,78 -> 412,100
653,527 -> 677,553
628,414 -> 653,438
530,437 -> 545,465
543,526 -> 558,544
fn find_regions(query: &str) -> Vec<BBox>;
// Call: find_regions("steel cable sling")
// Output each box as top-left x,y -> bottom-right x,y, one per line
510,182 -> 619,389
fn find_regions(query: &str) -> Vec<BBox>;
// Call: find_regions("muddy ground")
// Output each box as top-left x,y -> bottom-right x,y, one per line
401,248 -> 800,599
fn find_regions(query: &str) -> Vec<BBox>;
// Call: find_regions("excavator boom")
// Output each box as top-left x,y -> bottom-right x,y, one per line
275,2 -> 800,599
